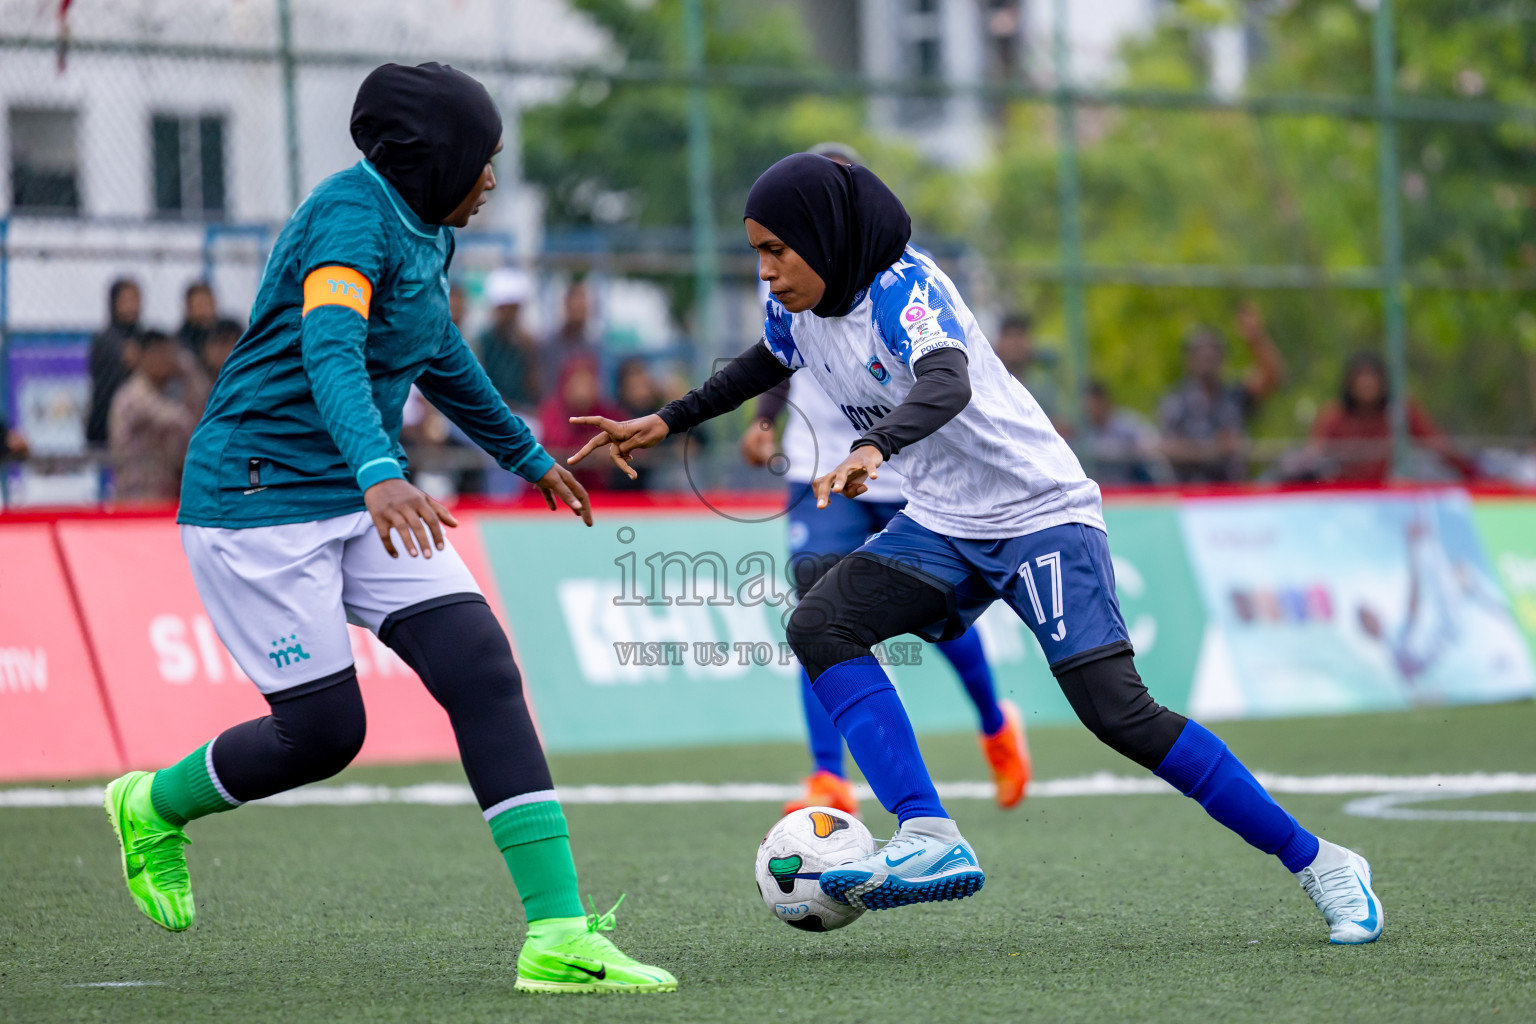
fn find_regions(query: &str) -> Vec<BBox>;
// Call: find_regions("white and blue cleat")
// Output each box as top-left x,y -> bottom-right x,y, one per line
819,817 -> 984,911
1295,839 -> 1383,944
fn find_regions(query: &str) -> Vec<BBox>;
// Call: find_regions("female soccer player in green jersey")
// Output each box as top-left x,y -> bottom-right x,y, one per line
101,62 -> 676,994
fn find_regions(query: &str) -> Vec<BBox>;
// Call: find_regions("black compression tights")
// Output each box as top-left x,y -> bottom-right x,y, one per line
787,555 -> 1188,771
209,595 -> 554,810
380,596 -> 554,811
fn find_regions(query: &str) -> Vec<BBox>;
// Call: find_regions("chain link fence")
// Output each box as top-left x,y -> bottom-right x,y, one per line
1,0 -> 1534,504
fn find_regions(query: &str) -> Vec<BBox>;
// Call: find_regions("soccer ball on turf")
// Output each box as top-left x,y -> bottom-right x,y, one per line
754,806 -> 876,932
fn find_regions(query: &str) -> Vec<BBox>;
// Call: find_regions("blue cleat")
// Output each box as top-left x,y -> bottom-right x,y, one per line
819,817 -> 984,911
1295,839 -> 1384,945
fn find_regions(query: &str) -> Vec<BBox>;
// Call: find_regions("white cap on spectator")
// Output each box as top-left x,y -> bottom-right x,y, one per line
484,267 -> 533,308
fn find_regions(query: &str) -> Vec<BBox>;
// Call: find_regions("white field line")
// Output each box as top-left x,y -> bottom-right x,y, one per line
4,771 -> 1536,809
65,982 -> 167,988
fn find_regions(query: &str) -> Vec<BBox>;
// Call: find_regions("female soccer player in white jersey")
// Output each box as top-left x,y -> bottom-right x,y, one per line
748,348 -> 1033,817
569,153 -> 1383,943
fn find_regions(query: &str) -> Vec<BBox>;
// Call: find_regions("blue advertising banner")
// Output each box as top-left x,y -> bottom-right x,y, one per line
1180,491 -> 1535,718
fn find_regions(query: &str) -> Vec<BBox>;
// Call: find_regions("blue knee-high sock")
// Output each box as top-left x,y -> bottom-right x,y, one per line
799,669 -> 846,777
812,657 -> 946,823
1154,721 -> 1319,872
936,628 -> 1005,736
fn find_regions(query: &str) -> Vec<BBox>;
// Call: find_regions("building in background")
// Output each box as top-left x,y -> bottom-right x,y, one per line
845,0 -> 1160,167
0,0 -> 602,332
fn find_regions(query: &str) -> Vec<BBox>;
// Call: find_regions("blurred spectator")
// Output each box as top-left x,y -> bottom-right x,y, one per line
541,278 -> 600,394
86,278 -> 145,445
0,413 -> 28,462
614,357 -> 662,490
107,331 -> 200,502
477,267 -> 542,409
178,280 -> 218,359
539,356 -> 625,493
993,313 -> 1062,427
1157,303 -> 1285,482
449,281 -> 468,328
201,318 -> 244,382
1307,351 -> 1477,483
1083,381 -> 1170,486
616,357 -> 660,420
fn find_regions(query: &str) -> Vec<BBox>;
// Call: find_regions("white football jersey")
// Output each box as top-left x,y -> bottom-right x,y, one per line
780,372 -> 907,502
762,246 -> 1103,540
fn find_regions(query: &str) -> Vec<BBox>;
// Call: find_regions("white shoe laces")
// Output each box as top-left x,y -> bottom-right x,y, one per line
1299,862 -> 1366,924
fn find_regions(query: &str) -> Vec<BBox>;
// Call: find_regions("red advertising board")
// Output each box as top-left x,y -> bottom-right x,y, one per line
0,525 -> 124,780
55,520 -> 462,769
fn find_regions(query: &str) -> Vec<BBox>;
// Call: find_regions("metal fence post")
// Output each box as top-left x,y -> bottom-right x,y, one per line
1372,0 -> 1410,476
278,0 -> 302,212
1052,0 -> 1091,459
0,217 -> 9,426
682,0 -> 719,358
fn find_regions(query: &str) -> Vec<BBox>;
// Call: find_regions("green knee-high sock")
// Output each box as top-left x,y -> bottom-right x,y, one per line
488,799 -> 584,924
148,742 -> 240,827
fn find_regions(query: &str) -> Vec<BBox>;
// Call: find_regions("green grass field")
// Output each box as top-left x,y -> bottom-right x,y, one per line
4,702 -> 1535,1023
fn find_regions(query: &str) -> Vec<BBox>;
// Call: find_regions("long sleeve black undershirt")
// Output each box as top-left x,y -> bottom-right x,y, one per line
853,346 -> 971,459
658,341 -> 971,461
753,378 -> 791,424
656,341 -> 794,435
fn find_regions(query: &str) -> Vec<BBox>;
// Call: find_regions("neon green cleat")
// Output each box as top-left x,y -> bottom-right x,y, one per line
515,896 -> 677,994
103,771 -> 195,932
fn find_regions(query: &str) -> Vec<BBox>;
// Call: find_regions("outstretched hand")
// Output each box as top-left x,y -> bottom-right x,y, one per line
812,445 -> 885,507
566,413 -> 670,480
535,463 -> 594,527
364,478 -> 459,558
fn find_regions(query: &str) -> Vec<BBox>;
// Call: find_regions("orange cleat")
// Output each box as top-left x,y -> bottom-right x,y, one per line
782,769 -> 860,816
979,699 -> 1032,809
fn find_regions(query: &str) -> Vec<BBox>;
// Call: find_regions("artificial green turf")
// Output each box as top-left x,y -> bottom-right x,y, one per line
3,702 -> 1534,1023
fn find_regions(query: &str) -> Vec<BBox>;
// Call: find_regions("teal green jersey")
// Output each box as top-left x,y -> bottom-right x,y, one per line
178,161 -> 553,528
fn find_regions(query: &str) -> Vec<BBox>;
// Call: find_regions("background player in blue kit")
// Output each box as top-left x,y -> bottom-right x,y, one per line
569,153 -> 1384,945
100,62 -> 675,993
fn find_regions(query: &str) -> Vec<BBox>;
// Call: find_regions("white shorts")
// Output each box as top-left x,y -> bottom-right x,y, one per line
181,510 -> 482,696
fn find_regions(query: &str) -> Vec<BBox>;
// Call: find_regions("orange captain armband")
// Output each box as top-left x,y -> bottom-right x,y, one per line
302,266 -> 373,319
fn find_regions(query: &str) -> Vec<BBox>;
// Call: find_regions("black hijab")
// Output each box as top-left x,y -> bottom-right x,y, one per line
350,62 -> 502,225
744,153 -> 912,319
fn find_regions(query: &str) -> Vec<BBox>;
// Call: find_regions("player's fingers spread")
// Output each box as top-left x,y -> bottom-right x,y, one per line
542,486 -> 557,511
427,496 -> 459,529
390,511 -> 420,558
567,432 -> 611,466
405,510 -> 433,559
565,472 -> 594,526
812,475 -> 833,509
608,442 -> 638,479
374,516 -> 399,558
554,477 -> 592,527
419,499 -> 446,551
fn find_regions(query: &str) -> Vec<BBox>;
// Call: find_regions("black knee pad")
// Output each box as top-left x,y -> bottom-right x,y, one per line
1052,651 -> 1187,771
212,668 -> 367,802
268,671 -> 367,777
380,595 -> 523,713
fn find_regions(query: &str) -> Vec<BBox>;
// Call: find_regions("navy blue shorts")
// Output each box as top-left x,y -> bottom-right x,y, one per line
785,483 -> 904,560
855,512 -> 1132,673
